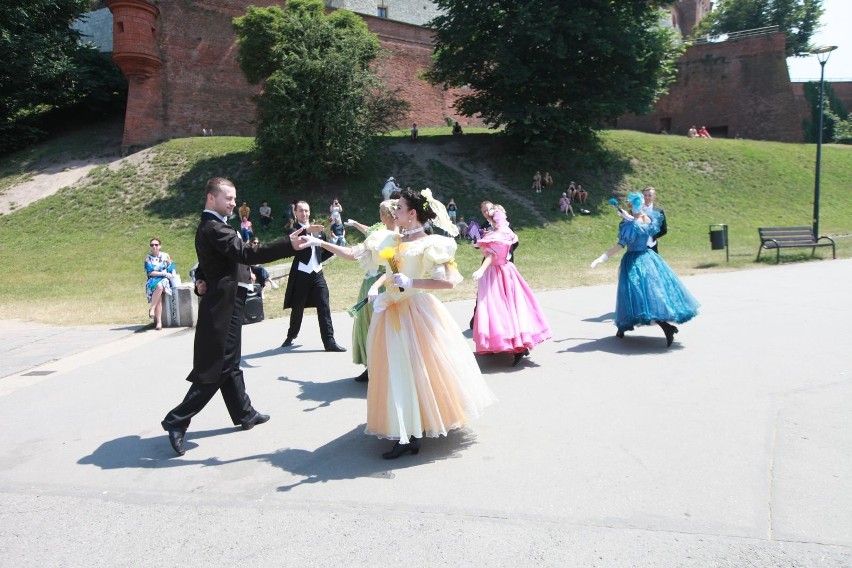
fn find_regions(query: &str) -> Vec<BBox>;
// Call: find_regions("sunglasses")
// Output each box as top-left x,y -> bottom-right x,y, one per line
150,243 -> 160,247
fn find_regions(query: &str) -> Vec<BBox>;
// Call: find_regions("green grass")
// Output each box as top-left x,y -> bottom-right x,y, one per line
1,126 -> 850,325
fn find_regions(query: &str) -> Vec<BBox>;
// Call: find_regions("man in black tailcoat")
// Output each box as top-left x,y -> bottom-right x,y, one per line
161,177 -> 306,456
643,186 -> 667,253
280,200 -> 346,352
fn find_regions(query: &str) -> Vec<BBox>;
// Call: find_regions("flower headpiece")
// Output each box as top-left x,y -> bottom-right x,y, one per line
627,192 -> 644,213
420,188 -> 459,237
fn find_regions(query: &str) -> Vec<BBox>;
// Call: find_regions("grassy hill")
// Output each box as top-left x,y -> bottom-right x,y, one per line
1,127 -> 850,325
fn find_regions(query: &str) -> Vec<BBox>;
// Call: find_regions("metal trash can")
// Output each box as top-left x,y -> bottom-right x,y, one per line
709,224 -> 729,262
709,226 -> 727,249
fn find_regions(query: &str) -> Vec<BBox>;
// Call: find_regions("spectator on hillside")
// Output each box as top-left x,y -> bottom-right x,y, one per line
532,171 -> 542,194
456,215 -> 469,240
575,184 -> 589,205
688,125 -> 699,138
284,201 -> 295,230
698,126 -> 711,139
259,200 -> 272,230
447,198 -> 458,223
329,198 -> 344,223
240,216 -> 254,242
559,192 -> 575,216
381,177 -> 400,200
410,123 -> 418,142
329,218 -> 346,246
467,218 -> 482,243
238,201 -> 251,221
543,172 -> 554,192
452,121 -> 463,136
567,181 -> 577,200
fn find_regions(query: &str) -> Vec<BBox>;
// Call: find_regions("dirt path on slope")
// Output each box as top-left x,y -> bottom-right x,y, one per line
389,138 -> 549,225
0,149 -> 156,216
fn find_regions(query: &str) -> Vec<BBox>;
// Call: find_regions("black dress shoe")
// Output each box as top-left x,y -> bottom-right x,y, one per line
382,437 -> 421,459
281,337 -> 295,347
616,330 -> 625,338
658,321 -> 679,347
161,420 -> 186,456
511,352 -> 524,367
241,412 -> 270,431
325,342 -> 347,352
354,368 -> 369,382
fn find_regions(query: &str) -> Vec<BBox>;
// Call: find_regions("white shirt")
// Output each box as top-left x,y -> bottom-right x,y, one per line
297,224 -> 322,274
643,204 -> 657,247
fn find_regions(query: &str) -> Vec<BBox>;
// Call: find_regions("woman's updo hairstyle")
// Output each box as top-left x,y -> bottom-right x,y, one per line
400,188 -> 438,224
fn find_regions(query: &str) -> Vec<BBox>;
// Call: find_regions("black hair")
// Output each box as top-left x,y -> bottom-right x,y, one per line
400,188 -> 437,224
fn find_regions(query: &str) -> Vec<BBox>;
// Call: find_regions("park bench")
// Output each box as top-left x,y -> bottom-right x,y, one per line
756,226 -> 835,263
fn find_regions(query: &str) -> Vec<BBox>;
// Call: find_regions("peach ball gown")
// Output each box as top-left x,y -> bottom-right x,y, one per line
361,231 -> 497,444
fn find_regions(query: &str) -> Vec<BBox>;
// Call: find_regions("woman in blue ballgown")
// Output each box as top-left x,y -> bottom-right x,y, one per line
590,193 -> 699,347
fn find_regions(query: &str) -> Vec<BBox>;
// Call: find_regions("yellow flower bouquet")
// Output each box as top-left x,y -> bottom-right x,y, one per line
379,246 -> 403,292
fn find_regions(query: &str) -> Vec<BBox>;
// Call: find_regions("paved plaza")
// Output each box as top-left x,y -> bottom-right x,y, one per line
0,260 -> 850,566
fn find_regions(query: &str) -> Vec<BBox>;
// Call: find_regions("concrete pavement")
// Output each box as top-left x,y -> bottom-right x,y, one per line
0,260 -> 850,566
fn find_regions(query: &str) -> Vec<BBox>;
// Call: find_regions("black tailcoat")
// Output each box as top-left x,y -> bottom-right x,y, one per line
190,211 -> 294,384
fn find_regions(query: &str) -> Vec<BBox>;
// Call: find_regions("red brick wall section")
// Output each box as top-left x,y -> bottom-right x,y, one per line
618,32 -> 804,142
109,0 -> 479,149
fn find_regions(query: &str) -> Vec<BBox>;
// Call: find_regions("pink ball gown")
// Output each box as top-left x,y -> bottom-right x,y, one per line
472,211 -> 552,355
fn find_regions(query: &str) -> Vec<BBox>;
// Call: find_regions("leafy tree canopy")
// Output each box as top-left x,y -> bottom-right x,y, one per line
234,0 -> 406,182
692,0 -> 823,57
425,0 -> 683,150
0,0 -> 126,154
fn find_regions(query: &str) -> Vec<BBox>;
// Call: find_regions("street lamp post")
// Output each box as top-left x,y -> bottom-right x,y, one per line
810,45 -> 838,239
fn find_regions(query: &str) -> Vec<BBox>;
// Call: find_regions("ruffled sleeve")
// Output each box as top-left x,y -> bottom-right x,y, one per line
423,235 -> 463,285
356,229 -> 399,276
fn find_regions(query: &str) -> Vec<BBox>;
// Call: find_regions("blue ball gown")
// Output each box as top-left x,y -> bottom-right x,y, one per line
614,213 -> 700,333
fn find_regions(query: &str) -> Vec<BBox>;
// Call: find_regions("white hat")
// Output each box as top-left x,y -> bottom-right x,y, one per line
388,176 -> 394,181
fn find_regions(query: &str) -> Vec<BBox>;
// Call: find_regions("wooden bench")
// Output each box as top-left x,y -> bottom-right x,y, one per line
756,226 -> 835,263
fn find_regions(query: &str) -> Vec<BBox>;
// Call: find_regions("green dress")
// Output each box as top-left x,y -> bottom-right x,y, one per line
351,223 -> 389,366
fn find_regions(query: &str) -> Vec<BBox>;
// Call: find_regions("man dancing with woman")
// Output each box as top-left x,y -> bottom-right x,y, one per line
300,200 -> 399,383
590,192 -> 699,346
471,203 -> 551,366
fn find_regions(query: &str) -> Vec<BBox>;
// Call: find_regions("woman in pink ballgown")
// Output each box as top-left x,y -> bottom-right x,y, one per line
471,206 -> 552,366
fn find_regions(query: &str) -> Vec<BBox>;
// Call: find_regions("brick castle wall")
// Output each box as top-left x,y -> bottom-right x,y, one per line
617,32 -> 803,142
108,0 -> 476,150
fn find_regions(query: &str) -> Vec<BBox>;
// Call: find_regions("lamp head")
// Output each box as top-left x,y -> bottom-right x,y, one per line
810,45 -> 838,64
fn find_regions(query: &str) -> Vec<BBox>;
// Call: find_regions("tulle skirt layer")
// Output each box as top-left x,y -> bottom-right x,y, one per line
366,292 -> 496,441
615,250 -> 700,331
473,263 -> 551,354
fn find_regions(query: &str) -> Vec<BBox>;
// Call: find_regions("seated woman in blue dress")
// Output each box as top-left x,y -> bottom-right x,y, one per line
590,193 -> 699,347
145,237 -> 176,330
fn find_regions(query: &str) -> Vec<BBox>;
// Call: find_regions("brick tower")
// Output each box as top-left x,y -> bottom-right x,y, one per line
106,0 -> 164,149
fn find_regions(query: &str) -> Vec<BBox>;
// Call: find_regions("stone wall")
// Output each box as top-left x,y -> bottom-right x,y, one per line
108,0 -> 474,150
617,31 -> 803,142
326,0 -> 441,27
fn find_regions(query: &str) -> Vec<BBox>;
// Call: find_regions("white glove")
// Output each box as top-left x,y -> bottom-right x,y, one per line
393,273 -> 413,288
472,268 -> 485,281
301,235 -> 323,247
367,288 -> 380,302
344,219 -> 355,227
590,253 -> 609,268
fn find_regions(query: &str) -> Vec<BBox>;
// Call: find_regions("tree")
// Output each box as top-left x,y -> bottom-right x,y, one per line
801,80 -> 847,143
425,1 -> 682,150
692,0 -> 823,57
233,0 -> 408,182
0,0 -> 125,154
